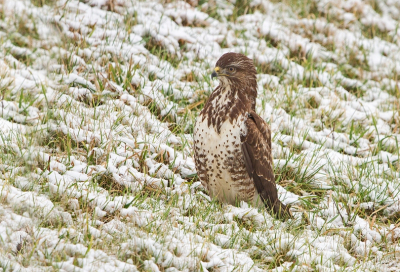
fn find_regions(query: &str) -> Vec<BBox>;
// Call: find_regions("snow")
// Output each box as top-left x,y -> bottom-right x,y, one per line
1,0 -> 400,271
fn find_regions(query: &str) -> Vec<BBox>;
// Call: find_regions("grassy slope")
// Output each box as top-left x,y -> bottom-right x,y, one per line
1,0 -> 400,271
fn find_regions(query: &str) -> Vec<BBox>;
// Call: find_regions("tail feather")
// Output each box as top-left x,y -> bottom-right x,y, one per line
259,191 -> 293,220
272,200 -> 293,220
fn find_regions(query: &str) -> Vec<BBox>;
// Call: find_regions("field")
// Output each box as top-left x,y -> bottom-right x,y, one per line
1,0 -> 400,271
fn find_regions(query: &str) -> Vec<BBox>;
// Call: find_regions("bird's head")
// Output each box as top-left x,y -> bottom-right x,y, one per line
211,52 -> 257,87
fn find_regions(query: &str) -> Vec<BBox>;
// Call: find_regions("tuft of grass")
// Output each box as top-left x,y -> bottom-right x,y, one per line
365,0 -> 383,15
106,59 -> 139,93
256,61 -> 287,82
94,172 -> 127,196
58,53 -> 79,74
345,47 -> 370,73
143,33 -> 182,68
270,0 -> 320,18
39,129 -> 75,153
0,4 -> 4,21
275,146 -> 326,210
228,0 -> 264,21
124,11 -> 138,34
338,64 -> 359,79
361,24 -> 394,42
305,96 -> 320,109
30,0 -> 54,7
12,15 -> 40,44
199,0 -> 222,20
0,80 -> 13,101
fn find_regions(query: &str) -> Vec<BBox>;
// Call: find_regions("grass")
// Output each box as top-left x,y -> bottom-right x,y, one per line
361,24 -> 394,42
1,0 -> 400,271
143,33 -> 182,68
30,0 -> 54,7
270,0 -> 320,18
228,0 -> 265,21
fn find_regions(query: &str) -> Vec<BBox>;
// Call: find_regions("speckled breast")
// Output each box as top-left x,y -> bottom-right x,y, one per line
193,113 -> 260,206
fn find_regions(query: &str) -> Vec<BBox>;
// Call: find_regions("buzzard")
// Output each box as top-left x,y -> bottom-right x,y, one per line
193,52 -> 291,219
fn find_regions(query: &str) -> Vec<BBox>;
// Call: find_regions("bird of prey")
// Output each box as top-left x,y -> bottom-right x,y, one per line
193,52 -> 291,219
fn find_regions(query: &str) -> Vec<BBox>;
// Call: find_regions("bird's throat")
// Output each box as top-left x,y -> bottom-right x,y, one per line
201,84 -> 254,134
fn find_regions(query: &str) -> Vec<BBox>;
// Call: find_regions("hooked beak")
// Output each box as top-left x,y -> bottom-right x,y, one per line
211,66 -> 220,79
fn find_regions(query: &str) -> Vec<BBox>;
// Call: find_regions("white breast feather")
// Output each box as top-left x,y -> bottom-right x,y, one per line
194,113 -> 249,205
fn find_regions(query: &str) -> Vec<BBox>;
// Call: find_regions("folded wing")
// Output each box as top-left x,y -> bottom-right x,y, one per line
241,111 -> 291,219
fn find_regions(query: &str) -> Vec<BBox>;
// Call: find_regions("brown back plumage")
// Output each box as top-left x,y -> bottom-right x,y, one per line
241,112 -> 292,219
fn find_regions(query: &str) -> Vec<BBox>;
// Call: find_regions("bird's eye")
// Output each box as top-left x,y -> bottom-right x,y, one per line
228,67 -> 235,73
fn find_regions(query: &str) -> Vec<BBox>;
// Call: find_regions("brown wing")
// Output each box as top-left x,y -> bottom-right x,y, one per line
241,111 -> 292,219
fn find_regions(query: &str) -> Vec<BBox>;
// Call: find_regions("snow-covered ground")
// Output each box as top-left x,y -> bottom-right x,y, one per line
1,0 -> 400,271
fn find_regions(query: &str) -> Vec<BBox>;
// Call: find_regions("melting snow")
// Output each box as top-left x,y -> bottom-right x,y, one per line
1,0 -> 400,271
